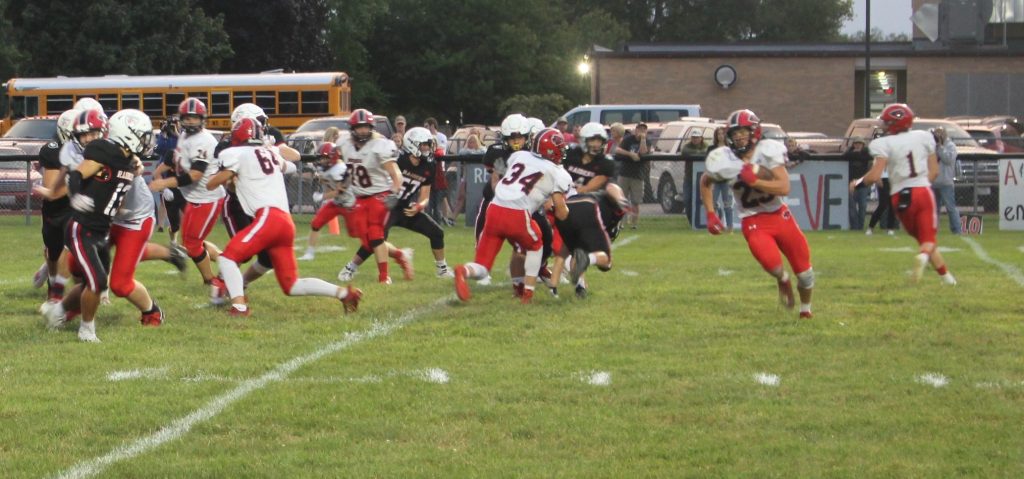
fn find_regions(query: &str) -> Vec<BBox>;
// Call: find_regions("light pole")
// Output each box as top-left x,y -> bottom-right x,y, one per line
864,0 -> 872,118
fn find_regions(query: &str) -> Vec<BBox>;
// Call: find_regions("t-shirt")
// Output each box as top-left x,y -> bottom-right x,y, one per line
493,151 -> 573,212
339,136 -> 399,196
868,130 -> 935,193
217,145 -> 290,216
39,140 -> 70,217
395,152 -> 435,211
614,133 -> 646,179
562,145 -> 616,192
73,140 -> 136,231
174,129 -> 225,204
728,139 -> 788,218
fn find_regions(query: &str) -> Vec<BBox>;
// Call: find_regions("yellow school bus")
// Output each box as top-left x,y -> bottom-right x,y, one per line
0,71 -> 351,135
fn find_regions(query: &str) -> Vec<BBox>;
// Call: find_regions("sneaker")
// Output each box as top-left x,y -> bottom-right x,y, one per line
228,305 -> 251,318
538,266 -> 553,287
340,285 -> 363,313
548,287 -> 559,298
512,282 -> 525,298
78,326 -> 100,343
298,248 -> 315,261
941,273 -> 958,286
379,276 -> 393,285
140,305 -> 164,327
396,248 -> 414,280
575,285 -> 588,299
338,267 -> 357,282
911,253 -> 929,283
445,217 -> 456,227
167,243 -> 188,272
41,301 -> 66,330
799,311 -> 814,319
99,289 -> 111,306
520,288 -> 534,304
210,277 -> 228,306
436,266 -> 455,278
32,263 -> 47,289
454,265 -> 471,302
886,230 -> 895,236
865,229 -> 873,236
569,249 -> 589,287
777,279 -> 796,309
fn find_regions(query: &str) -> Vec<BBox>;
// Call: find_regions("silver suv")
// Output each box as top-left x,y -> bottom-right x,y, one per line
286,116 -> 394,155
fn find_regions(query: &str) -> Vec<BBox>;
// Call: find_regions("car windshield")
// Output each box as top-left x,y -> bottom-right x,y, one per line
911,121 -> 980,148
762,125 -> 787,140
4,119 -> 57,139
295,119 -> 348,133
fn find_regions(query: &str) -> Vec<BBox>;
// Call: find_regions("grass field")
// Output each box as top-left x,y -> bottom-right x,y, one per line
1,213 -> 1022,478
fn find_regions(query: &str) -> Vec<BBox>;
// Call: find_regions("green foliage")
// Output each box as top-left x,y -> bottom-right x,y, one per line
498,93 -> 574,124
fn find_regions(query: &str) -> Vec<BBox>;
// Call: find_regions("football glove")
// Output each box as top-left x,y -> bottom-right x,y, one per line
739,163 -> 759,185
706,211 -> 725,235
312,191 -> 324,204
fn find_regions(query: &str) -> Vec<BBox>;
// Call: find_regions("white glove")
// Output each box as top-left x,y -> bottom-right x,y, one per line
312,191 -> 324,204
70,194 -> 95,213
162,188 -> 175,202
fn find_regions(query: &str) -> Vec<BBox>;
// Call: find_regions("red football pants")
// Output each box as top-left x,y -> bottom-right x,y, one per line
741,206 -> 812,275
221,207 -> 299,294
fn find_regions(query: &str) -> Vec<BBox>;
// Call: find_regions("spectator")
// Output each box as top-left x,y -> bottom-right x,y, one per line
680,128 -> 708,156
708,126 -> 733,232
322,126 -> 341,144
932,127 -> 962,234
613,122 -> 648,229
555,116 -> 577,143
866,167 -> 897,236
423,117 -> 448,151
392,115 -> 407,145
449,133 -> 486,225
572,124 -> 583,143
844,136 -> 872,231
785,138 -> 810,168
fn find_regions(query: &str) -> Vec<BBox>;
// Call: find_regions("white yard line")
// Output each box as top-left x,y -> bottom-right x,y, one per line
753,372 -> 781,387
612,234 -> 638,250
916,373 -> 949,388
961,236 -> 1024,287
53,295 -> 453,479
110,368 -> 450,385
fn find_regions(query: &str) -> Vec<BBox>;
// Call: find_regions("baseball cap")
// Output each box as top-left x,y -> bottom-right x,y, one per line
851,135 -> 866,145
690,129 -> 703,137
556,116 -> 568,123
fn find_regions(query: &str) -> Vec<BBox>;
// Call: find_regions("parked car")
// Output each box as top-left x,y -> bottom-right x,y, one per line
647,119 -> 719,213
285,116 -> 394,155
787,131 -> 843,154
0,117 -> 58,156
559,104 -> 702,131
957,121 -> 1024,153
0,149 -> 42,209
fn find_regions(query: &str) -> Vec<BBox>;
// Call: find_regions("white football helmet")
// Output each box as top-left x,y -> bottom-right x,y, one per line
500,114 -> 531,151
579,122 -> 608,155
527,117 -> 545,137
403,127 -> 436,158
231,103 -> 266,125
74,97 -> 102,112
704,146 -> 743,183
56,108 -> 82,144
108,109 -> 153,155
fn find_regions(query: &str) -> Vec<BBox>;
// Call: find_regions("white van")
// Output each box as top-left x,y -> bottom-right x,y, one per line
559,104 -> 702,129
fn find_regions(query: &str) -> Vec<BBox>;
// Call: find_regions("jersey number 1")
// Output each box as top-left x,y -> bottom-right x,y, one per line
906,152 -> 917,178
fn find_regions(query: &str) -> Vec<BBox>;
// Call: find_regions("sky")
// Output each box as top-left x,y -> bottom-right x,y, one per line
841,0 -> 914,36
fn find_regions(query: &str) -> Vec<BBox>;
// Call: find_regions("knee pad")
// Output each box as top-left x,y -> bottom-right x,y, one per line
797,268 -> 815,289
190,249 -> 208,265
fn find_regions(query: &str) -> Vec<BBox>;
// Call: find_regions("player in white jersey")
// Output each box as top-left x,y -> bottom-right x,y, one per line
299,142 -> 357,261
454,129 -> 572,304
700,109 -> 815,318
338,109 -> 405,283
206,118 -> 362,316
148,98 -> 227,301
854,103 -> 956,285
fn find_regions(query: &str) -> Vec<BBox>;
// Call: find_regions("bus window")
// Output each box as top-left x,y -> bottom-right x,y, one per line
211,92 -> 230,116
233,91 -> 253,109
188,92 -> 209,106
121,93 -> 140,110
98,94 -> 118,114
143,93 -> 162,117
12,96 -> 39,118
47,95 -> 74,115
255,91 -> 276,115
301,91 -> 328,114
339,90 -> 349,113
165,93 -> 184,116
279,91 -> 298,114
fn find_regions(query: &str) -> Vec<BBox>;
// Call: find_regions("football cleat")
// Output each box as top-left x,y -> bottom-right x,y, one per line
575,285 -> 588,299
512,282 -> 525,298
167,243 -> 188,273
77,327 -> 100,343
538,265 -> 553,287
396,248 -> 414,280
298,248 -> 315,261
778,278 -> 795,309
548,287 -> 559,298
340,285 -> 363,313
911,253 -> 929,283
436,265 -> 455,278
140,305 -> 164,327
941,273 -> 957,286
799,311 -> 814,319
338,267 -> 357,282
454,265 -> 471,302
41,301 -> 67,330
379,276 -> 393,285
228,305 -> 251,318
32,263 -> 47,289
209,277 -> 228,306
569,249 -> 589,287
520,288 -> 534,304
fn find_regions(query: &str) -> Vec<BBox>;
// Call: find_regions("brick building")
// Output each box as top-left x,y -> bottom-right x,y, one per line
587,0 -> 1024,136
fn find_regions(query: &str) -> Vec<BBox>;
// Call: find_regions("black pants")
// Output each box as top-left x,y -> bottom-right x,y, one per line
869,178 -> 898,230
356,209 -> 445,261
556,201 -> 612,257
65,220 -> 111,292
42,211 -> 70,262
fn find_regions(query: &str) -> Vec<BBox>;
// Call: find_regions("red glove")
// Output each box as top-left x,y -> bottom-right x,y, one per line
706,211 -> 724,235
739,163 -> 759,185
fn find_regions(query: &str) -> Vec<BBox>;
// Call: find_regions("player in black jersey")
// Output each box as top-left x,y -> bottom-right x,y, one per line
32,108 -> 79,302
563,123 -> 616,193
42,110 -> 162,342
552,183 -> 630,299
342,128 -> 453,279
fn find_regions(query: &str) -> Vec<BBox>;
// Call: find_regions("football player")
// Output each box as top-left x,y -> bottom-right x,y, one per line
700,109 -> 815,319
554,183 -> 630,298
207,118 -> 362,316
337,109 -> 406,284
454,129 -> 573,304
299,142 -> 357,262
32,108 -> 80,302
854,103 -> 956,285
41,110 -> 161,342
562,122 -> 616,194
148,98 -> 227,302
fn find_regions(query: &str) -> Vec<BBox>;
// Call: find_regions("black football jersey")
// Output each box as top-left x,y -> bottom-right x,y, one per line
73,140 -> 136,231
395,152 -> 434,210
572,190 -> 627,242
38,140 -> 70,217
481,143 -> 512,202
562,145 -> 616,188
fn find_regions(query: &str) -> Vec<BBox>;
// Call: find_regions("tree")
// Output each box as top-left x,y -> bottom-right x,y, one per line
498,94 -> 575,125
324,0 -> 391,109
5,0 -> 232,76
0,0 -> 22,81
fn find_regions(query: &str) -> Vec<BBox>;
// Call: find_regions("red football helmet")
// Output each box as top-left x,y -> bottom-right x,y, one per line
230,117 -> 264,146
71,109 -> 109,146
879,103 -> 914,135
317,142 -> 340,166
726,109 -> 762,155
348,108 -> 374,143
179,97 -> 208,134
530,128 -> 566,164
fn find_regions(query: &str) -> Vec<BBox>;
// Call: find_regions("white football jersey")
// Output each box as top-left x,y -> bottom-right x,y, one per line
174,129 -> 225,203
868,130 -> 935,192
730,139 -> 788,219
218,145 -> 290,216
59,141 -> 86,170
339,136 -> 399,196
493,151 -> 573,212
113,175 -> 154,229
322,162 -> 347,182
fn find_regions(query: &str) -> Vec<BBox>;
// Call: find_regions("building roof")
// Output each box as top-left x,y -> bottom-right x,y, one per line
592,42 -> 1024,58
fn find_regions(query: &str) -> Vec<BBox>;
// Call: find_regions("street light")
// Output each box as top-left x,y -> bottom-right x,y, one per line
577,56 -> 590,75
